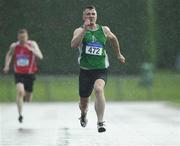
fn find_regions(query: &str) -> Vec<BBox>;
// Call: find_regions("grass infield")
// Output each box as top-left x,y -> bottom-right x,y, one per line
0,71 -> 180,103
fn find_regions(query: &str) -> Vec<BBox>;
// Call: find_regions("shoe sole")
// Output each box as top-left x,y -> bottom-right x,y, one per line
81,123 -> 86,127
80,120 -> 88,127
98,127 -> 106,133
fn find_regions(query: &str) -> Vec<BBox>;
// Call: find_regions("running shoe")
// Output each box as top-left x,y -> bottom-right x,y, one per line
79,113 -> 88,127
97,121 -> 106,133
18,115 -> 23,123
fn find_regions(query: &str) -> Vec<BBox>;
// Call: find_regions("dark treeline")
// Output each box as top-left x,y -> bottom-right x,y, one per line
0,0 -> 179,74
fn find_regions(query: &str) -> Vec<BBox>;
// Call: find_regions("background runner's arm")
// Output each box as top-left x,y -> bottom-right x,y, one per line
103,26 -> 125,64
26,41 -> 43,59
71,28 -> 86,49
3,43 -> 15,73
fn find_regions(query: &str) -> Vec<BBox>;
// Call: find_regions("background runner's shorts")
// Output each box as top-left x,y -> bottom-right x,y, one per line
14,73 -> 36,92
79,68 -> 108,98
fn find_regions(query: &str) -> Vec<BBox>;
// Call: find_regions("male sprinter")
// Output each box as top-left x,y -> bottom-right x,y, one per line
71,5 -> 125,132
3,29 -> 43,123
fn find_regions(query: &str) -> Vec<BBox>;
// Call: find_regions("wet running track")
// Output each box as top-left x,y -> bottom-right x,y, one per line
0,102 -> 180,146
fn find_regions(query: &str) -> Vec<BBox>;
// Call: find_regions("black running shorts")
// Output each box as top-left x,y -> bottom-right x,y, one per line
14,73 -> 36,92
79,68 -> 107,98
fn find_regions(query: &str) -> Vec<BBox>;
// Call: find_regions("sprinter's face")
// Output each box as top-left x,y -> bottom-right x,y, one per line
83,9 -> 97,24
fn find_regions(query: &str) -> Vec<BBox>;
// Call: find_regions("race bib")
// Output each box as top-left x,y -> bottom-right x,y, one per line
16,56 -> 29,67
85,42 -> 103,56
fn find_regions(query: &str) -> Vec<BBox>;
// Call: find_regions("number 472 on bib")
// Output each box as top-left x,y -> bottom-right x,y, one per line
85,46 -> 103,56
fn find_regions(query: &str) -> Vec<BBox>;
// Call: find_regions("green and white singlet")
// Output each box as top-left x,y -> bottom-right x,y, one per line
78,25 -> 109,70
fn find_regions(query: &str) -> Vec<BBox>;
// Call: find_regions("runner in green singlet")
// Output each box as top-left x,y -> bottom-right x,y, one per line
71,5 -> 125,133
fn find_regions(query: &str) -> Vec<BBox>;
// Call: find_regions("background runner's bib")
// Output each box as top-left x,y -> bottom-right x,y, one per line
16,55 -> 30,67
78,25 -> 109,69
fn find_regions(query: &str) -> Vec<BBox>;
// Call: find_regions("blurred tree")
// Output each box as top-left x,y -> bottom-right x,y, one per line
145,0 -> 157,65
